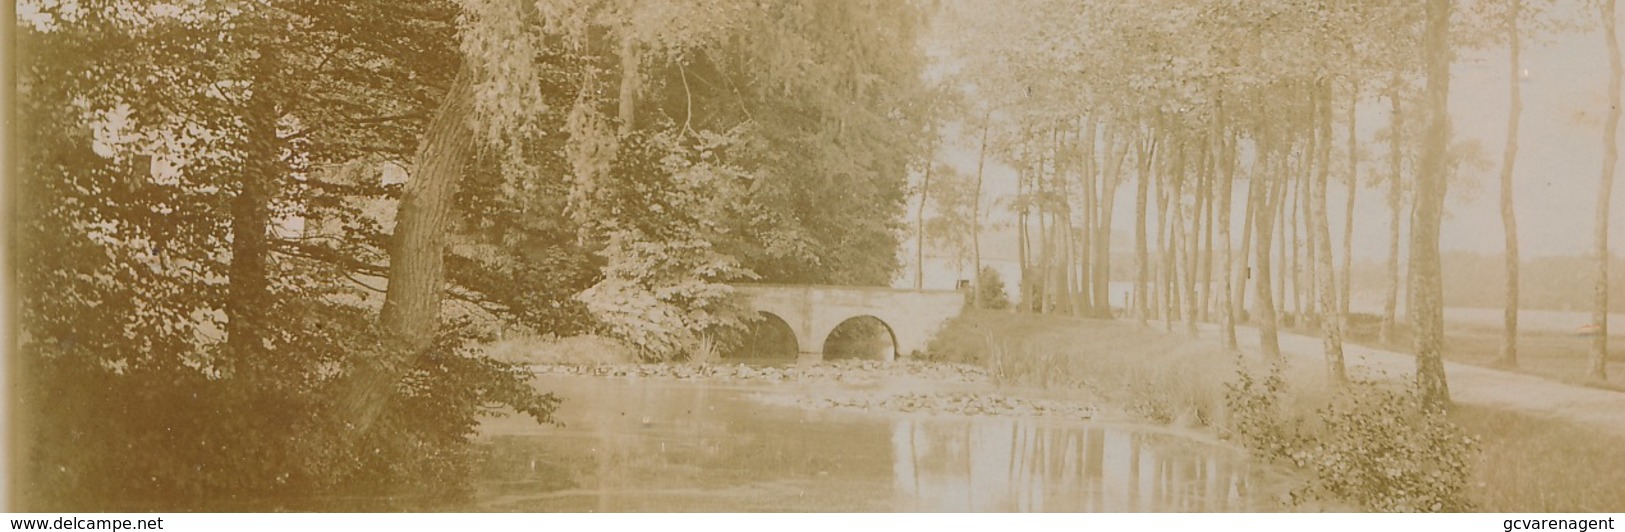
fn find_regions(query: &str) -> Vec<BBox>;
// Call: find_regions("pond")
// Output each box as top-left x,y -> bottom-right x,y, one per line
469,375 -> 1285,512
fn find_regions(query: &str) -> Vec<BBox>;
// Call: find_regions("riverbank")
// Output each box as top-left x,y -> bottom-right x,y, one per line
496,309 -> 1625,511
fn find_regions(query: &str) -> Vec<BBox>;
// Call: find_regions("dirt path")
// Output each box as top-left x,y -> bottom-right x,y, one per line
1200,322 -> 1625,439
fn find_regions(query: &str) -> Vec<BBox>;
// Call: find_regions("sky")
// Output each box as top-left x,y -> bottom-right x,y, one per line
913,3 -> 1625,270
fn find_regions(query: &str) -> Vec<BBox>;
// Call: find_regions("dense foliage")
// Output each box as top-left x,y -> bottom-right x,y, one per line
1225,368 -> 1480,511
12,0 -> 568,510
14,0 -> 933,509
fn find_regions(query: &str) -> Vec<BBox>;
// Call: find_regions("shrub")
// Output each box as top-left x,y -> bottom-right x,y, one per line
1224,366 -> 1480,512
966,266 -> 1012,310
1222,363 -> 1310,457
1290,383 -> 1480,511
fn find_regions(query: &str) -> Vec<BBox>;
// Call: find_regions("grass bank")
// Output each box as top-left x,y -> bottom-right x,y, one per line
1336,316 -> 1625,392
926,309 -> 1625,512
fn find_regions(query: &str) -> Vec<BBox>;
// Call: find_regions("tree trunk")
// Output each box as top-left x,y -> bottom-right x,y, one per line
1078,124 -> 1097,316
972,117 -> 990,309
226,53 -> 281,376
915,160 -> 932,290
1499,0 -> 1524,367
1167,143 -> 1187,332
1156,142 -> 1173,327
1342,83 -> 1359,327
1075,121 -> 1093,317
1254,139 -> 1286,361
1234,152 -> 1256,327
1186,142 -> 1206,336
1135,133 -> 1155,323
1381,80 -> 1405,345
1275,156 -> 1289,319
1414,0 -> 1455,409
1019,165 -> 1032,312
346,65 -> 477,432
1314,82 -> 1348,386
1037,142 -> 1054,313
617,37 -> 640,135
1201,144 -> 1216,324
1296,150 -> 1313,327
1096,126 -> 1127,318
1219,122 -> 1239,350
1592,0 -> 1621,382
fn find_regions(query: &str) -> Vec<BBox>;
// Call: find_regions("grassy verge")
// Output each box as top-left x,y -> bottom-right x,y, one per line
1337,316 -> 1625,392
926,309 -> 1247,426
1450,405 -> 1625,512
927,309 -> 1623,512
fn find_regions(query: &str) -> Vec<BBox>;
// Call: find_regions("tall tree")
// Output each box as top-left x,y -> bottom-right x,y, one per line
972,115 -> 992,309
1380,78 -> 1409,345
346,66 -> 477,432
1498,0 -> 1527,368
1313,83 -> 1348,385
915,158 -> 934,290
1413,0 -> 1455,409
1592,0 -> 1622,382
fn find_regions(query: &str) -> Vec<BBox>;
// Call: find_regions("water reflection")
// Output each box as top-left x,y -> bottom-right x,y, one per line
472,376 -> 1275,512
889,419 -> 1260,511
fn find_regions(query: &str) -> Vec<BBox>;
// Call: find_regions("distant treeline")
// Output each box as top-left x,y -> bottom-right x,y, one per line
1349,252 -> 1625,311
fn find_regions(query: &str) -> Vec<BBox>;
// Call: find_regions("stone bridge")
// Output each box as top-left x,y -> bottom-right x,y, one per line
733,284 -> 965,361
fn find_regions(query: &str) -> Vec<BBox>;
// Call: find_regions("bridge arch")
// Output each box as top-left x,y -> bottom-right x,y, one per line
727,311 -> 800,360
819,315 -> 898,361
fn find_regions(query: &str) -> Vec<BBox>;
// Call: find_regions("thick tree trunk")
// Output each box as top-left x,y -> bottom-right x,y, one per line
346,65 -> 477,432
226,59 -> 281,376
1314,83 -> 1348,386
1592,0 -> 1621,381
1499,1 -> 1524,367
1414,0 -> 1455,409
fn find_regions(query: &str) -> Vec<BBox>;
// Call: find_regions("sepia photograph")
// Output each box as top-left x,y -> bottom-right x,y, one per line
7,0 -> 1625,520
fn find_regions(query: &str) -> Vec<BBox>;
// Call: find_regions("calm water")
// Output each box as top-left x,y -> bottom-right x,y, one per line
469,375 -> 1282,512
